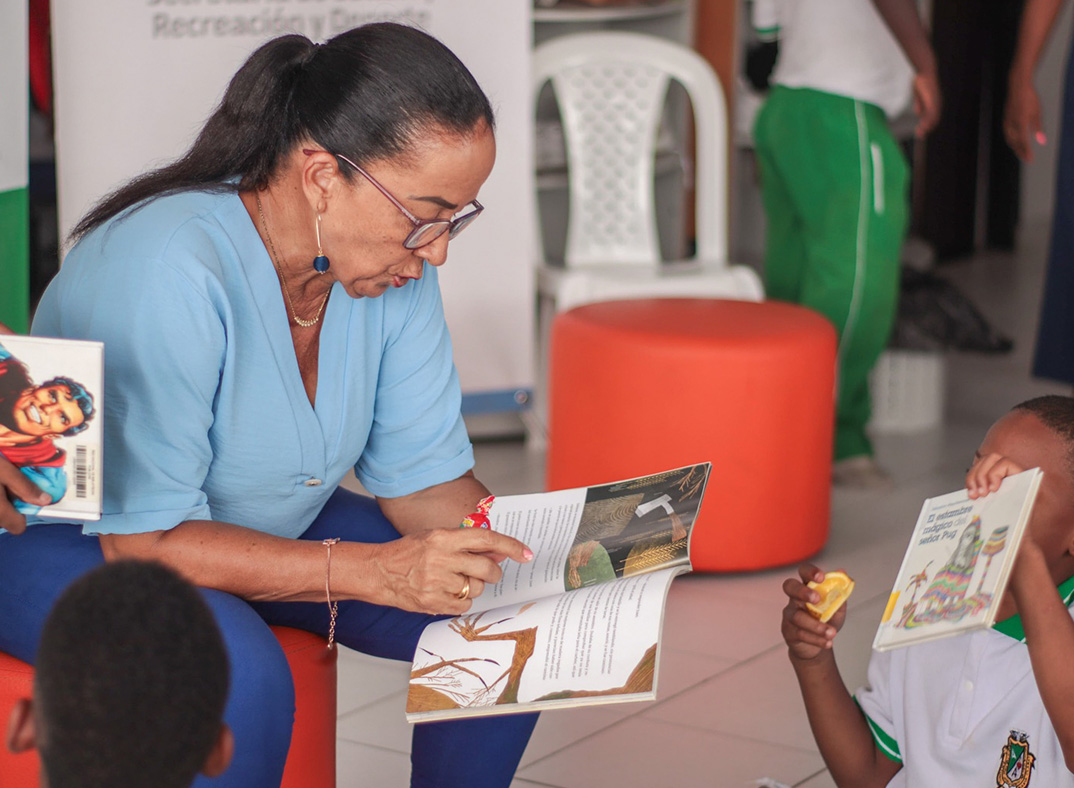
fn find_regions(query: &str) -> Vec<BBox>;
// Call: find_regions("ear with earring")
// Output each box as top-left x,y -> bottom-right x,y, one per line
313,213 -> 330,274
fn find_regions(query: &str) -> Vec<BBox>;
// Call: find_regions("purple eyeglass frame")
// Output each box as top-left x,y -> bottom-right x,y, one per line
302,148 -> 483,249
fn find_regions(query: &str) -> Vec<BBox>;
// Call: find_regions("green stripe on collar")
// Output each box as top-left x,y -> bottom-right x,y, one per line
993,574 -> 1074,642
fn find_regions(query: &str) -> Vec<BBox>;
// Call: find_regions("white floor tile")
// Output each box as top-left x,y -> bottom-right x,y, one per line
519,706 -> 635,767
794,770 -> 838,788
657,647 -> 738,697
337,692 -> 412,754
335,648 -> 410,717
641,645 -> 813,749
517,716 -> 825,788
335,740 -> 411,787
662,577 -> 787,660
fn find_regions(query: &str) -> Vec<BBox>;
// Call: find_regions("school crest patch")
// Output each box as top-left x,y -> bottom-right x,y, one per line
996,730 -> 1035,788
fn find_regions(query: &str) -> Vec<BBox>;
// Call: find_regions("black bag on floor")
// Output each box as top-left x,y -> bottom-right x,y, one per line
890,269 -> 1013,353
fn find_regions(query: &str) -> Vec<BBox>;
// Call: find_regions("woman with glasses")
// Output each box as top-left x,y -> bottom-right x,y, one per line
0,23 -> 537,788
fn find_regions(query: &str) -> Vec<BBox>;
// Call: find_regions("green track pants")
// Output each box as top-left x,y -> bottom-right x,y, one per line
754,86 -> 908,461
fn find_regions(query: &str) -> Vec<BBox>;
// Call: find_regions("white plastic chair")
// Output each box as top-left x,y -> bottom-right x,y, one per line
531,31 -> 765,440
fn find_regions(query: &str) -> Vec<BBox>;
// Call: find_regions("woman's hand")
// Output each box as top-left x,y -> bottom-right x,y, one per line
362,526 -> 534,615
781,564 -> 846,664
966,452 -> 1026,499
0,456 -> 52,535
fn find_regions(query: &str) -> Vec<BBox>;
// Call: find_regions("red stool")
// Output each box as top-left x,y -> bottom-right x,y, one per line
0,626 -> 337,788
546,298 -> 837,571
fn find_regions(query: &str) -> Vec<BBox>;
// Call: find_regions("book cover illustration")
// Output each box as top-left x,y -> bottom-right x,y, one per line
873,468 -> 1042,651
0,335 -> 103,520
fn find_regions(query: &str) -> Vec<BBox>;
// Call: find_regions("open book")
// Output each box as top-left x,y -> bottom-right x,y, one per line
0,335 -> 103,520
406,462 -> 711,722
872,467 -> 1043,652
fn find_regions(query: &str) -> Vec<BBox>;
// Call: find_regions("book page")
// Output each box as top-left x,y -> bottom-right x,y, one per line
873,468 -> 1042,651
471,463 -> 709,613
407,566 -> 681,722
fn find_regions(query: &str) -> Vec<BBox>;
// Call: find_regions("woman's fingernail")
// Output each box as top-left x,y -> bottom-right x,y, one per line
523,548 -> 534,561
1036,131 -> 1048,145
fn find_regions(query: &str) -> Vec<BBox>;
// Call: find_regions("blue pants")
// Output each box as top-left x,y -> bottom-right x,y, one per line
0,489 -> 537,787
1033,37 -> 1074,385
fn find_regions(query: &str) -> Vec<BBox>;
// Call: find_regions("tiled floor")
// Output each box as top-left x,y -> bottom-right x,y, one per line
333,220 -> 1067,787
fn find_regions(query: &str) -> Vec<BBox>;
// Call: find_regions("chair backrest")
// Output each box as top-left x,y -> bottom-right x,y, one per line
534,31 -> 729,268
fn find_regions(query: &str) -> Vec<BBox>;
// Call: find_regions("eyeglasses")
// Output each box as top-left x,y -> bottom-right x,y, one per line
303,149 -> 484,249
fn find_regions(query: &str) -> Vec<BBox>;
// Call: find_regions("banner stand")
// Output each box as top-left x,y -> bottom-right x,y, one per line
0,2 -> 30,332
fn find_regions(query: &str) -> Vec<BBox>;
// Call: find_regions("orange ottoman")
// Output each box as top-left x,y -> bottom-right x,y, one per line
0,651 -> 36,788
0,626 -> 337,788
546,298 -> 837,571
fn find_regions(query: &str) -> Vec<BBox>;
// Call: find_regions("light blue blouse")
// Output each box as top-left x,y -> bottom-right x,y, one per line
31,190 -> 474,538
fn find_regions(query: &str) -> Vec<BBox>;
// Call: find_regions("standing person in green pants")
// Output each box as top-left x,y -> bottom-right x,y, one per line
751,0 -> 941,487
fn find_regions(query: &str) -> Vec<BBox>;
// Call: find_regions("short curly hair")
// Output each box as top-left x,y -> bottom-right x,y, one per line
1012,395 -> 1074,479
34,561 -> 229,788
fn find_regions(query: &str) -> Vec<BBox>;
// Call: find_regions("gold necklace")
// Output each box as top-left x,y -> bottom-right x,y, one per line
255,193 -> 330,328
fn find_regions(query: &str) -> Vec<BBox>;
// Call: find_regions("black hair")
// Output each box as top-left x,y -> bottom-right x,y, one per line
34,560 -> 229,788
1012,395 -> 1074,477
69,22 -> 495,242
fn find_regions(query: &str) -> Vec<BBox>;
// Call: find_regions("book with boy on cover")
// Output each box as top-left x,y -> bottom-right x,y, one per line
406,462 -> 711,723
0,335 -> 103,520
872,467 -> 1043,652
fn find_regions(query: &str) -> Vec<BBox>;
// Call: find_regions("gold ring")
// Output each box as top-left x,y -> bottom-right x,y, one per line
457,577 -> 471,600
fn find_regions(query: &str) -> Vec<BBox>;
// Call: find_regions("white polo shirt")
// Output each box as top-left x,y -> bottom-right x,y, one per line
751,0 -> 914,119
856,576 -> 1074,786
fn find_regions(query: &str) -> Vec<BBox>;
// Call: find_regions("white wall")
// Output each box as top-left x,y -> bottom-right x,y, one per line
0,1 -> 28,195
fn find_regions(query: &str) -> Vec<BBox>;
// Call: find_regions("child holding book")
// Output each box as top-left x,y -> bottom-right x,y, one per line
781,395 -> 1074,785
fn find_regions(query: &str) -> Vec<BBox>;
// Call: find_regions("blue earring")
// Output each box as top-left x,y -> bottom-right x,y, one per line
313,213 -> 330,274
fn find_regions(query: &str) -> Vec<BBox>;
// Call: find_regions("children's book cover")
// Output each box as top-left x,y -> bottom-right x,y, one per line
0,335 -> 103,520
873,468 -> 1043,651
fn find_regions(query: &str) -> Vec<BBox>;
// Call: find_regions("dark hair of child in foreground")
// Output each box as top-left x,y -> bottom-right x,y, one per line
5,560 -> 232,788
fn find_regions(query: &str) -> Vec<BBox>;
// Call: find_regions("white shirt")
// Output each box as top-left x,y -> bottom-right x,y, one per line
751,0 -> 914,118
856,576 -> 1074,786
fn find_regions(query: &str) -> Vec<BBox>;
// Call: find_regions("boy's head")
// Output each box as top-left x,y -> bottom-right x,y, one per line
4,560 -> 232,788
980,396 -> 1074,576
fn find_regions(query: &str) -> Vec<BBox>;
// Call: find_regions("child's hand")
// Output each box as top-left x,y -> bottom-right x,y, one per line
966,452 -> 1026,499
1008,533 -> 1049,598
781,564 -> 846,663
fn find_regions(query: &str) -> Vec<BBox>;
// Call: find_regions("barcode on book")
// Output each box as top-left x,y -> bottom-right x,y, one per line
74,445 -> 89,499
